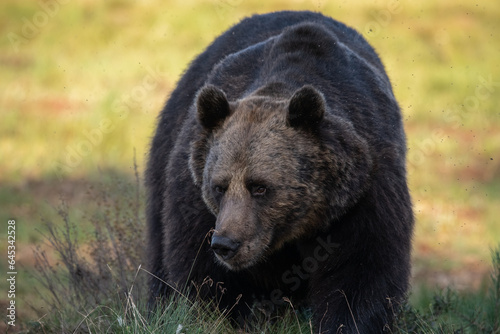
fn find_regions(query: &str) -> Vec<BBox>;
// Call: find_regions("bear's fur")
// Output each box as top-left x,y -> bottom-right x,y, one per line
146,11 -> 413,333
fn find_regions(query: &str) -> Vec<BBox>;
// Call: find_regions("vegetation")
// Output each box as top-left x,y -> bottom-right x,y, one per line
26,177 -> 500,333
0,0 -> 499,332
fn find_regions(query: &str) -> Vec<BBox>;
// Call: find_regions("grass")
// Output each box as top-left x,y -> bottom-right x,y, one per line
26,170 -> 317,333
0,0 -> 499,332
23,174 -> 500,332
22,181 -> 500,332
396,249 -> 500,333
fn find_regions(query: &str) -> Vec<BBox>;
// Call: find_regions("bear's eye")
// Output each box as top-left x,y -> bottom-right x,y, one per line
251,185 -> 267,197
214,185 -> 226,194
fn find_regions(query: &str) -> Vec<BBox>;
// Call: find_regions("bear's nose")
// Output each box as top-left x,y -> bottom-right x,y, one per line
211,235 -> 240,260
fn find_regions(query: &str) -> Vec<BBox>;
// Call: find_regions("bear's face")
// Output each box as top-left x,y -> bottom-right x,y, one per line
189,85 -> 372,270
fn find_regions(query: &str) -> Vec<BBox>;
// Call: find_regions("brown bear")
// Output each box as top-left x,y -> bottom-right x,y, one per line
145,10 -> 413,333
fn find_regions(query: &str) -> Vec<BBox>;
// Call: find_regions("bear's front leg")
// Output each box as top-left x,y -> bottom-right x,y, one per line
309,275 -> 395,333
307,239 -> 408,334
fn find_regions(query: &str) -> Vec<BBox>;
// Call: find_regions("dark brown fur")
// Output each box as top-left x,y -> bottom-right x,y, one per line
146,11 -> 413,333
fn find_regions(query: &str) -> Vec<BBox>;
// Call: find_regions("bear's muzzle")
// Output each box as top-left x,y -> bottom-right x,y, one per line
211,234 -> 241,260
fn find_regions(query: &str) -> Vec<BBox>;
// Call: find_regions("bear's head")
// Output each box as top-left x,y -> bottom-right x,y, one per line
189,84 -> 372,270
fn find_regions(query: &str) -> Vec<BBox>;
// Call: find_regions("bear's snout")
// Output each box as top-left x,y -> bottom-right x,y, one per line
211,234 -> 241,260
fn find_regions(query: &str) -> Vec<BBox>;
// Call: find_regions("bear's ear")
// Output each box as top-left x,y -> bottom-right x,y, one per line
287,85 -> 325,129
196,85 -> 230,130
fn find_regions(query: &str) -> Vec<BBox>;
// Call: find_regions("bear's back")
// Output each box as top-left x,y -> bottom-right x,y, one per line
147,11 -> 403,201
156,11 -> 385,151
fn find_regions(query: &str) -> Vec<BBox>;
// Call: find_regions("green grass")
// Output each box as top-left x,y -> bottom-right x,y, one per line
23,180 -> 500,332
1,0 -> 500,331
25,196 -> 500,333
15,165 -> 499,333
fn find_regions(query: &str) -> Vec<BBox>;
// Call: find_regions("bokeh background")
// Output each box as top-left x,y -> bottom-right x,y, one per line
1,0 -> 499,327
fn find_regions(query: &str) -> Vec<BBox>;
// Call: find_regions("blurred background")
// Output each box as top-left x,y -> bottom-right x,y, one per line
1,0 -> 499,327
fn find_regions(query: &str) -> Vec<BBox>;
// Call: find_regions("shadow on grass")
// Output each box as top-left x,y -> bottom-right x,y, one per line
22,165 -> 500,333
